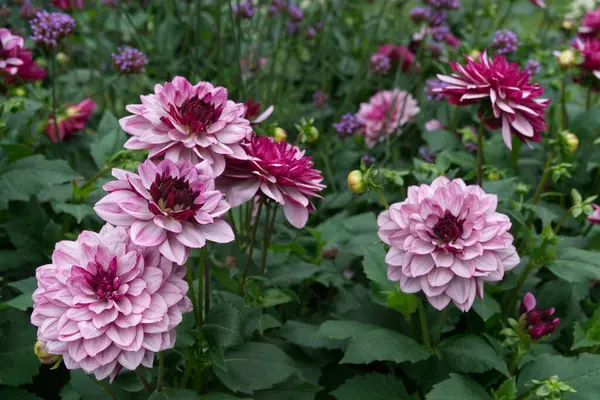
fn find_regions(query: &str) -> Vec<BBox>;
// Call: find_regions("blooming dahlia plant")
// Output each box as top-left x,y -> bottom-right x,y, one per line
46,98 -> 97,142
0,28 -> 46,84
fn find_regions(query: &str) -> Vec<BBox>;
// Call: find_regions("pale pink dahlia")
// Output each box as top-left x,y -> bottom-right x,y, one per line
30,224 -> 192,380
94,159 -> 234,265
119,77 -> 252,176
435,51 -> 551,149
378,177 -> 520,311
356,89 -> 420,148
216,135 -> 325,229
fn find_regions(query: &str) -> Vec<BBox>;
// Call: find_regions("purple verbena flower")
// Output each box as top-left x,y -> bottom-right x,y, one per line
286,20 -> 298,35
334,113 -> 362,137
362,153 -> 375,167
524,59 -> 541,76
419,146 -> 436,163
287,3 -> 303,21
29,10 -> 75,49
428,9 -> 447,26
305,26 -> 316,40
233,1 -> 255,19
424,78 -> 448,101
370,53 -> 391,74
424,0 -> 461,10
492,30 -> 519,54
112,46 -> 148,74
410,6 -> 431,24
312,91 -> 328,108
430,25 -> 450,41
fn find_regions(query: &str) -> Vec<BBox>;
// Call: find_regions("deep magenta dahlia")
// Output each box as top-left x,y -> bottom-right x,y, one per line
0,28 -> 46,84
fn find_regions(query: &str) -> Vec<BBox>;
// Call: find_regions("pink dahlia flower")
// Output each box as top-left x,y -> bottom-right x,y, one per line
216,135 -> 325,229
373,44 -> 415,72
119,77 -> 252,176
435,51 -> 551,149
378,176 -> 520,311
588,204 -> 600,224
30,224 -> 192,381
580,7 -> 600,37
0,28 -> 46,84
529,0 -> 546,9
356,89 -> 420,148
573,37 -> 600,78
95,159 -> 233,265
52,0 -> 85,10
46,98 -> 96,143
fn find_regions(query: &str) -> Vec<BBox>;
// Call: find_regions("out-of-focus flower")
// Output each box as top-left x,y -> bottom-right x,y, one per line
95,159 -> 233,265
347,170 -> 366,194
435,51 -> 551,149
243,98 -> 274,124
431,25 -> 450,42
333,113 -> 363,137
34,340 -> 61,365
362,153 -> 375,167
51,0 -> 84,10
46,98 -> 96,143
579,6 -> 600,37
216,135 -> 325,229
119,77 -> 252,176
492,30 -> 519,54
372,44 -> 415,72
240,55 -> 267,80
429,9 -> 447,26
20,1 -> 41,20
233,1 -> 255,19
562,18 -> 575,30
273,127 -> 287,142
425,0 -> 460,10
524,59 -> 541,76
286,20 -> 298,35
312,91 -> 328,108
444,32 -> 461,48
419,146 -> 436,163
519,292 -> 560,340
529,0 -> 546,9
409,6 -> 431,23
469,49 -> 481,61
425,119 -> 444,131
356,89 -> 420,148
305,26 -> 316,40
0,3 -> 10,19
30,10 -> 75,49
322,244 -> 339,260
31,224 -> 192,381
567,0 -> 597,20
287,3 -> 303,21
378,176 -> 520,311
112,46 -> 148,74
588,204 -> 600,224
564,132 -> 579,153
425,78 -> 448,101
370,53 -> 391,74
555,48 -> 577,68
573,38 -> 600,77
0,28 -> 46,84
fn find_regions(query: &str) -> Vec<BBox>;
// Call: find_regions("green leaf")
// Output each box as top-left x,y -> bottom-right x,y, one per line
317,320 -> 380,340
426,373 -> 492,400
0,309 -> 39,386
201,303 -> 244,348
0,388 -> 41,400
90,111 -> 126,169
572,189 -> 583,205
423,130 -> 460,153
112,369 -> 151,392
257,314 -> 282,335
518,354 -> 600,399
52,203 -> 95,223
213,342 -> 301,394
438,335 -> 509,377
546,248 -> 600,283
331,373 -> 409,400
522,204 -> 560,226
571,309 -> 600,350
280,321 -> 341,349
199,393 -> 247,400
261,288 -> 294,307
492,378 -> 517,400
472,296 -> 501,322
385,289 -> 419,320
149,389 -> 200,399
0,155 -> 81,208
362,242 -> 397,292
4,277 -> 37,311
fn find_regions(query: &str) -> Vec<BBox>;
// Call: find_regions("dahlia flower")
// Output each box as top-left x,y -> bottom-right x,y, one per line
119,77 -> 252,176
0,28 -> 46,84
216,135 -> 325,229
530,0 -> 546,9
52,0 -> 84,10
378,176 -> 520,311
579,6 -> 600,36
573,37 -> 600,78
435,51 -> 551,149
30,10 -> 75,49
46,98 -> 96,143
373,45 -> 415,73
95,159 -> 233,265
588,204 -> 600,224
520,292 -> 560,340
30,224 -> 192,380
356,89 -> 420,148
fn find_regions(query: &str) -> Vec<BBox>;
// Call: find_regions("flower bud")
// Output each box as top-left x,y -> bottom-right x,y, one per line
305,127 -> 319,143
565,132 -> 579,153
347,170 -> 366,194
56,52 -> 69,65
34,341 -> 61,365
273,127 -> 287,142
556,49 -> 577,68
469,49 -> 481,62
487,170 -> 501,181
519,292 -> 560,341
14,87 -> 27,97
561,19 -> 574,31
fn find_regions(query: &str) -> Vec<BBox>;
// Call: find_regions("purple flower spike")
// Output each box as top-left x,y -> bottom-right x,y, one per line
29,10 -> 75,49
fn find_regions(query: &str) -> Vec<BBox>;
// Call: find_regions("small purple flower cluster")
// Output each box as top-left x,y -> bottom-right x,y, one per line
524,59 -> 541,76
492,30 -> 519,54
370,53 -> 391,74
312,91 -> 328,108
424,78 -> 448,101
112,46 -> 148,74
424,0 -> 461,9
430,25 -> 449,41
409,6 -> 430,23
29,10 -> 75,49
409,0 -> 461,59
333,113 -> 363,137
233,1 -> 255,19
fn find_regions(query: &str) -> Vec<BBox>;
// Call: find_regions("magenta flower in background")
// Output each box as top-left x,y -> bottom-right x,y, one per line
94,159 -> 234,265
333,113 -> 363,137
529,0 -> 546,9
431,25 -> 450,41
52,0 -> 84,10
579,6 -> 600,36
20,1 -> 42,20
444,32 -> 461,48
112,46 -> 148,75
46,98 -> 96,143
30,10 -> 75,49
378,177 -> 520,311
492,30 -> 519,54
242,98 -> 274,124
0,28 -> 46,84
240,55 -> 267,81
356,89 -> 420,148
435,51 -> 551,149
520,292 -> 560,339
312,91 -> 328,108
524,59 -> 541,76
425,119 -> 445,131
30,224 -> 192,381
573,37 -> 600,78
119,77 -> 252,176
373,44 -> 415,72
216,135 -> 325,229
588,204 -> 600,224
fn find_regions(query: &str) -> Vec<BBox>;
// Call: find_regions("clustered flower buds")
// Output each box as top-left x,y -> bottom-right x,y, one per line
520,292 -> 560,340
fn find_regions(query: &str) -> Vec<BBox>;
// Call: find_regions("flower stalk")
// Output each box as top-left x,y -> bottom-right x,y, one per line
418,300 -> 432,349
240,196 -> 264,296
476,118 -> 485,187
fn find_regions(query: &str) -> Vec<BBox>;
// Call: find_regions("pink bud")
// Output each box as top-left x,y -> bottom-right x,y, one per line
520,292 -> 536,314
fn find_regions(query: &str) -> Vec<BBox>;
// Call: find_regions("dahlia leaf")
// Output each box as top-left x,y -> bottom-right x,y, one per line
426,374 -> 491,400
492,378 -> 517,400
90,111 -> 126,169
331,373 -> 409,400
438,335 -> 510,377
4,277 -> 36,311
423,129 -> 461,153
317,320 -> 380,340
280,320 -> 343,350
522,204 -> 561,226
0,309 -> 40,386
340,328 -> 430,364
362,242 -> 397,292
198,393 -> 246,400
201,303 -> 244,348
52,203 -> 95,223
546,248 -> 600,283
149,388 -> 200,399
0,388 -> 42,400
472,296 -> 501,322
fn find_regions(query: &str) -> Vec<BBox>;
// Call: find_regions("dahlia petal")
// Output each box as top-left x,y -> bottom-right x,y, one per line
176,223 -> 207,248
84,334 -> 112,357
115,313 -> 143,329
107,325 -> 137,348
511,112 -> 534,138
446,277 -> 472,304
399,275 -> 422,293
131,220 -> 167,247
385,246 -> 405,266
427,293 -> 452,310
420,276 -> 449,297
196,219 -> 234,244
159,235 -> 189,265
410,254 -> 435,277
117,348 -> 145,370
283,202 -> 309,229
427,268 -> 454,287
92,307 -> 118,328
411,238 -> 436,255
432,251 -> 454,267
116,252 -> 139,276
450,258 -> 475,278
153,215 -> 183,233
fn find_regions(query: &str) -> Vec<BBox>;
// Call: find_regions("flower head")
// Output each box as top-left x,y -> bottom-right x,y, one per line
573,37 -> 600,75
46,98 -> 96,143
579,6 -> 600,37
34,340 -> 61,365
312,91 -> 328,108
52,0 -> 84,10
242,98 -> 274,124
112,46 -> 148,75
30,224 -> 192,381
119,77 -> 252,176
216,135 -> 325,229
524,59 -> 541,76
347,170 -> 366,194
373,45 -> 415,72
419,146 -> 436,163
287,3 -> 303,21
333,113 -> 363,137
435,51 -> 551,149
409,6 -> 431,23
305,26 -> 316,40
492,30 -> 519,54
519,292 -> 560,339
378,177 -> 520,311
0,28 -> 46,84
425,119 -> 445,131
588,204 -> 600,224
95,159 -> 233,265
356,89 -> 420,148
370,53 -> 391,74
20,1 -> 42,20
30,10 -> 75,49
429,9 -> 447,26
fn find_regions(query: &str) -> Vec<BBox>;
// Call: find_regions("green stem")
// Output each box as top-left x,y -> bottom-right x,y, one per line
180,355 -> 192,388
240,196 -> 264,296
435,306 -> 449,345
117,2 -> 148,53
532,153 -> 553,204
156,352 -> 165,392
185,263 -> 200,328
228,210 -> 240,246
93,378 -> 117,400
560,72 -> 569,130
477,119 -> 485,187
375,189 -> 389,210
135,367 -> 154,391
418,300 -> 432,349
50,50 -> 59,140
496,1 -> 514,29
503,246 -> 545,318
203,246 -> 210,318
554,206 -> 575,234
198,249 -> 205,325
508,350 -> 520,376
81,164 -> 112,189
258,204 -> 276,296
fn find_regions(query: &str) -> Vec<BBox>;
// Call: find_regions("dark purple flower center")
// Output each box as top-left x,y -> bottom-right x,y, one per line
168,94 -> 223,134
149,173 -> 203,220
90,258 -> 122,300
433,210 -> 463,243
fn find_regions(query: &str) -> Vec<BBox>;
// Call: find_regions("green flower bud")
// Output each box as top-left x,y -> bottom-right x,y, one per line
273,127 -> 287,142
347,170 -> 366,194
34,341 -> 61,365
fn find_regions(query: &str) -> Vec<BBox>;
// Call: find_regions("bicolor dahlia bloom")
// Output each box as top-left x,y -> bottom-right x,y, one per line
119,77 -> 252,176
216,135 -> 325,229
588,204 -> 600,224
356,89 -> 420,148
94,159 -> 233,265
30,10 -> 75,49
579,6 -> 600,36
378,177 -> 520,311
520,293 -> 560,340
435,51 -> 551,149
0,28 -> 46,84
573,37 -> 600,79
52,0 -> 84,10
30,224 -> 192,380
46,98 -> 96,143
112,46 -> 148,75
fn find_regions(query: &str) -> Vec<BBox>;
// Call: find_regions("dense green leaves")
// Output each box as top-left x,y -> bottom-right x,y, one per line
90,111 -> 127,168
426,374 -> 492,400
201,303 -> 245,348
0,309 -> 39,386
546,248 -> 600,282
438,335 -> 509,377
331,373 -> 409,400
280,321 -> 341,349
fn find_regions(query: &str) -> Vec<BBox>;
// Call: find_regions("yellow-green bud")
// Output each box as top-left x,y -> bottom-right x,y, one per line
34,341 -> 61,365
347,170 -> 366,194
56,52 -> 69,65
487,171 -> 501,181
14,87 -> 26,97
273,127 -> 287,143
305,127 -> 319,143
561,19 -> 574,31
565,132 -> 579,153
469,49 -> 481,62
556,49 -> 577,68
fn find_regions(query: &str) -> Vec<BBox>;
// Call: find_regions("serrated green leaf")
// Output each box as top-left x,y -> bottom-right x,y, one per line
362,242 -> 396,292
280,321 -> 341,349
546,248 -> 600,282
522,204 -> 560,226
438,335 -> 509,377
201,303 -> 244,348
52,203 -> 95,223
426,373 -> 491,400
331,373 -> 409,400
492,378 -> 517,400
472,296 -> 501,322
90,111 -> 126,169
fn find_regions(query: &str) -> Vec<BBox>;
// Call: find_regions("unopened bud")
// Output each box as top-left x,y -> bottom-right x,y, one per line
14,87 -> 26,97
56,52 -> 69,65
469,49 -> 481,62
565,132 -> 579,153
561,19 -> 574,31
487,171 -> 501,181
305,127 -> 319,143
347,170 -> 366,194
321,244 -> 339,260
556,49 -> 577,68
273,127 -> 287,142
34,341 -> 61,365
